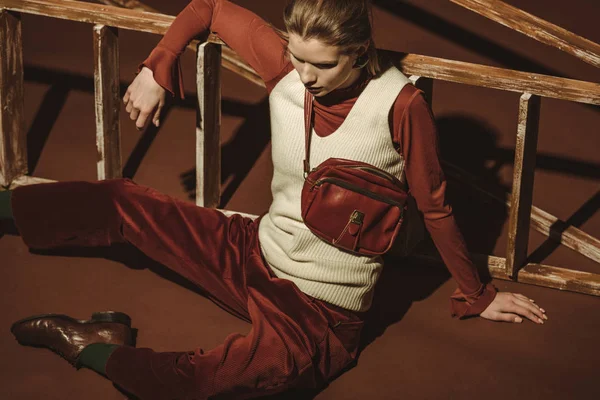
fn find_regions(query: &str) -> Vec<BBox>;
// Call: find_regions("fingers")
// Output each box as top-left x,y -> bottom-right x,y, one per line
492,311 -> 523,323
513,293 -> 545,313
136,110 -> 152,130
152,105 -> 162,127
512,293 -> 547,318
128,104 -> 158,131
499,293 -> 548,325
511,297 -> 546,324
481,292 -> 549,325
122,68 -> 165,130
129,107 -> 140,124
124,95 -> 153,130
125,98 -> 134,114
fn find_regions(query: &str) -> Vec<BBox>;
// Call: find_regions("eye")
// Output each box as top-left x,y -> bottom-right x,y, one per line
287,49 -> 302,62
315,64 -> 336,70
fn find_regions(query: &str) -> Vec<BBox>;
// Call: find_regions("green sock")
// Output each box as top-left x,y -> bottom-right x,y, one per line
0,190 -> 13,220
76,343 -> 120,377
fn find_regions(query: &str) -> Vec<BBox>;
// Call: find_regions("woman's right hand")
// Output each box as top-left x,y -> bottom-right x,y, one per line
123,66 -> 166,130
480,292 -> 548,324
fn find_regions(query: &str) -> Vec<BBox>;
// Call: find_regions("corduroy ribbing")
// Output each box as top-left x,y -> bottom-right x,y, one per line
259,66 -> 412,312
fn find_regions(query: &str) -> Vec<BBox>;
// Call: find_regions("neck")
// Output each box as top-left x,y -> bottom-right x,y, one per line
317,68 -> 369,106
338,68 -> 363,91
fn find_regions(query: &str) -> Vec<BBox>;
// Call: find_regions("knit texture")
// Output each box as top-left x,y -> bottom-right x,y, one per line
258,66 -> 411,312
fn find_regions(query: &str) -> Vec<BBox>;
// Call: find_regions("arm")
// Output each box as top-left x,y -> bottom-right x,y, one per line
124,0 -> 291,129
392,85 -> 547,323
141,0 -> 290,98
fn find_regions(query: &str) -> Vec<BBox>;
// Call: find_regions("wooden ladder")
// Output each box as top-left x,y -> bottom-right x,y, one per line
1,0 -> 599,296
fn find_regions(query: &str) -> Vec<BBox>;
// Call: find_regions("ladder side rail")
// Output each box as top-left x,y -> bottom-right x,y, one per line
451,0 -> 600,69
505,93 -> 541,278
195,42 -> 222,208
0,10 -> 26,187
93,24 -> 122,180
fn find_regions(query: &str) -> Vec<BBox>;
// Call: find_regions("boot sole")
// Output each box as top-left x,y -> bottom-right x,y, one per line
10,311 -> 132,334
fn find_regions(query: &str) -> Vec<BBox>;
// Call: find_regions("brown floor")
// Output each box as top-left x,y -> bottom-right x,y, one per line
2,0 -> 599,399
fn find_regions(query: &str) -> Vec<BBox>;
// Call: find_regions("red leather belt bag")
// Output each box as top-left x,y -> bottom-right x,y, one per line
300,91 -> 412,256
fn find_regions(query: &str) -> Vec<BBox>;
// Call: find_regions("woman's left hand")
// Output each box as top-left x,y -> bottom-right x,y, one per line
480,292 -> 548,324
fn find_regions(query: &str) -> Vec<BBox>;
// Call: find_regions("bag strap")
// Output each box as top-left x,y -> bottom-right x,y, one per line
302,89 -> 411,192
303,90 -> 314,178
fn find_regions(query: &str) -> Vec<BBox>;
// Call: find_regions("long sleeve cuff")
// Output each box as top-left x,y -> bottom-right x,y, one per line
450,282 -> 497,319
139,44 -> 185,99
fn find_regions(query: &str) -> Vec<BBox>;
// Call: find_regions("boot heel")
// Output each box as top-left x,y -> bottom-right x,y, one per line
90,311 -> 132,327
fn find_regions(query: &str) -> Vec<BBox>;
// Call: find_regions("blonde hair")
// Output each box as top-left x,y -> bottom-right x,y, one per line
282,0 -> 381,77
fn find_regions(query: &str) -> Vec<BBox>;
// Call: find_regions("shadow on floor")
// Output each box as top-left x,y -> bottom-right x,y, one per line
26,240 -> 451,400
17,59 -> 600,399
20,113 -> 509,398
179,97 -> 272,206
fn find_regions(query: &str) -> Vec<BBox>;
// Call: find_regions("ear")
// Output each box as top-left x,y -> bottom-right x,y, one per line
359,39 -> 372,55
358,43 -> 369,56
352,42 -> 370,69
347,41 -> 368,57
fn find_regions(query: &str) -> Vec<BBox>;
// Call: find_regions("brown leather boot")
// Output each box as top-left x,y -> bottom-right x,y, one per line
11,311 -> 133,366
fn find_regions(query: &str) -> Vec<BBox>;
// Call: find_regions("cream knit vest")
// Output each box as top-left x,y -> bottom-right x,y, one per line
258,66 -> 411,312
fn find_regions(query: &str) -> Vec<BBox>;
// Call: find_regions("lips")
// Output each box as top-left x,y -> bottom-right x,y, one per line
306,87 -> 322,92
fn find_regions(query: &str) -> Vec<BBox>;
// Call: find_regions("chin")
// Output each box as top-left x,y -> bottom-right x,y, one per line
314,88 -> 331,97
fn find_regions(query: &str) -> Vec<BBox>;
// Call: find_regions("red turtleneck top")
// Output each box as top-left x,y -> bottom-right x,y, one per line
139,0 -> 497,318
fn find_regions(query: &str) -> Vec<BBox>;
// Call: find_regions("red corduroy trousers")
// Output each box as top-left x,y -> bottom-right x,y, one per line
11,179 -> 364,400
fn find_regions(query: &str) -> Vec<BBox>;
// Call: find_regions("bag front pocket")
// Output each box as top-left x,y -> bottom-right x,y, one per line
302,178 -> 405,255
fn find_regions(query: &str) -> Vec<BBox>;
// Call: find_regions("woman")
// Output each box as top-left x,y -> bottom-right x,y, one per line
5,0 -> 547,399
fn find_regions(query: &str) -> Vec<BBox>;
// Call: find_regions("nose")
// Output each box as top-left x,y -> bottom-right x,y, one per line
298,64 -> 317,87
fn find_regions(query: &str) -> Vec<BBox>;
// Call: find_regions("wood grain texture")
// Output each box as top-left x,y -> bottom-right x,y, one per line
0,10 -> 27,187
392,52 -> 600,105
528,206 -> 600,263
442,161 -> 600,266
8,171 -> 600,297
7,175 -> 56,189
0,0 -> 174,35
412,253 -> 600,297
5,1 -> 598,102
196,42 -> 221,208
451,0 -> 600,69
3,0 -> 599,298
505,93 -> 540,278
93,24 -> 122,180
93,0 -> 265,87
480,254 -> 600,296
95,0 -> 147,12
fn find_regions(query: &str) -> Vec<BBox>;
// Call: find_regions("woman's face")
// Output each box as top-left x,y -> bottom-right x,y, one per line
287,33 -> 361,97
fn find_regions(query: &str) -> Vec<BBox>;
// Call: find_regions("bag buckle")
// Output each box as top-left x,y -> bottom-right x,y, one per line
350,210 -> 364,225
334,210 -> 364,247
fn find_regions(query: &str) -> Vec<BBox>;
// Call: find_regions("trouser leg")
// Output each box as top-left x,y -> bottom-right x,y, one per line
11,179 -> 364,399
11,178 -> 255,319
105,247 -> 363,400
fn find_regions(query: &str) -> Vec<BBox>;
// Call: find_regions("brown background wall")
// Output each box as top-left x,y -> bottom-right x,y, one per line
1,1 -> 599,399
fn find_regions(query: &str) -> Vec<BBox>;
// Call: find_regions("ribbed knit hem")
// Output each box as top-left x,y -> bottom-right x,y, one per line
269,265 -> 378,312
